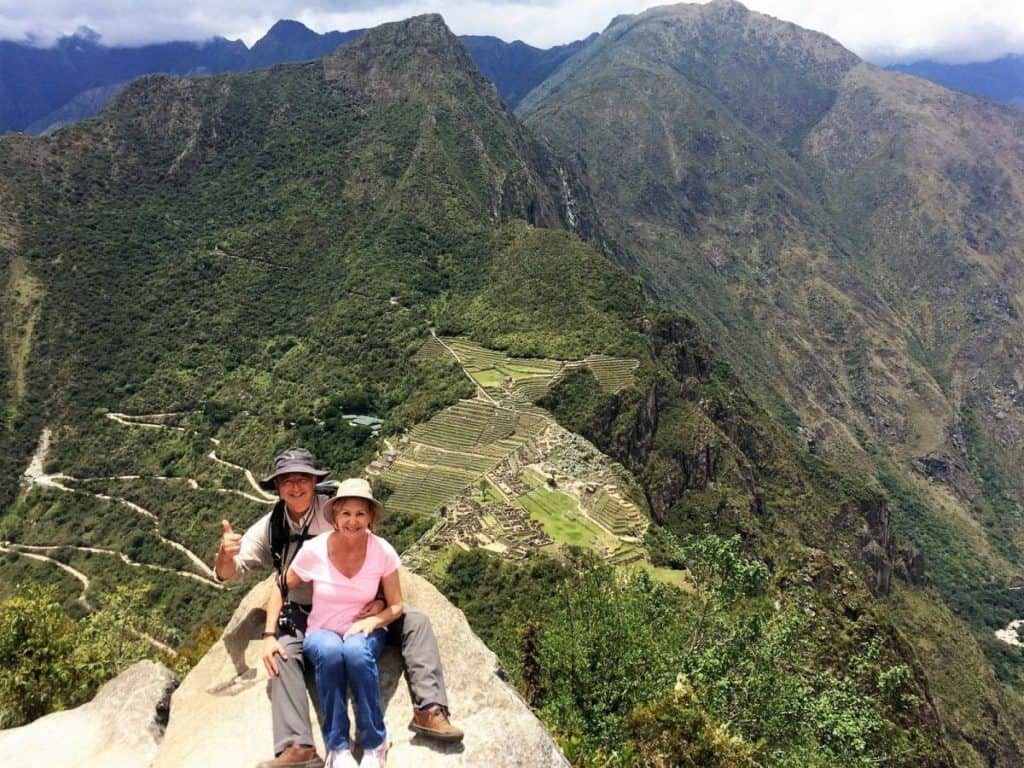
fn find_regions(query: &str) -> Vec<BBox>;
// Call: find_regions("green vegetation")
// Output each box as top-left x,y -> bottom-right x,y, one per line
440,540 -> 933,768
0,583 -> 173,727
521,5 -> 1024,760
0,15 -> 590,662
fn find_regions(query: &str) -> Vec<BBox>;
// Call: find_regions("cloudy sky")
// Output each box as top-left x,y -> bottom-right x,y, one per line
1,0 -> 1023,64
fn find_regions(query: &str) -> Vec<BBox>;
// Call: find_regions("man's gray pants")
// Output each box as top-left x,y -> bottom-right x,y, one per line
272,607 -> 448,754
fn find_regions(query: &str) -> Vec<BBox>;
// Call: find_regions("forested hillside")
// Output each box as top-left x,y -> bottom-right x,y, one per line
2,7 -> 1024,766
520,4 -> 1024,751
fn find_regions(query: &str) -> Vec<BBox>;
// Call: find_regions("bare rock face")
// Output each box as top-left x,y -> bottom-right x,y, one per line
155,570 -> 567,768
0,660 -> 177,768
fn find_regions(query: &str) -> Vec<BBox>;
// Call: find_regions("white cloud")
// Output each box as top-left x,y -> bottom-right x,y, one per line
753,0 -> 1024,63
1,0 -> 1023,63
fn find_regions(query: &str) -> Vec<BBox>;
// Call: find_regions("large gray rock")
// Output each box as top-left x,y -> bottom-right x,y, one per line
155,571 -> 567,767
0,660 -> 177,768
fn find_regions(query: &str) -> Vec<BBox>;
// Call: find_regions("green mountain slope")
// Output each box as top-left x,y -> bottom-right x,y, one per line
520,0 -> 1024,763
1,10 -> 1022,765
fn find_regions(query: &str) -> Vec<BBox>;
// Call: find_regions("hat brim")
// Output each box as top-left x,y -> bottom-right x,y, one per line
258,465 -> 330,492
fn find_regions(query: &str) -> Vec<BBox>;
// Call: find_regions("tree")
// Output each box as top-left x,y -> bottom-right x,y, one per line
0,583 -> 173,727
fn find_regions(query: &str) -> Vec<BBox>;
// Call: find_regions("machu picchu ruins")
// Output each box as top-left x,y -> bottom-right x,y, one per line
375,337 -> 647,571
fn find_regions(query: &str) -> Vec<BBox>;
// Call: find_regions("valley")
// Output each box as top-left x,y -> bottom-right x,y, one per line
5,335 -> 653,621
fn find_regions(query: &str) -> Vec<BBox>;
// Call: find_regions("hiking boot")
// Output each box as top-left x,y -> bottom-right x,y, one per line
360,731 -> 390,768
409,705 -> 464,743
254,744 -> 322,768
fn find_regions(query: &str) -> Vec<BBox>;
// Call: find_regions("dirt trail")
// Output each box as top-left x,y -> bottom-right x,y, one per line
105,411 -> 190,430
3,541 -> 220,589
23,427 -> 216,578
0,543 -> 180,656
79,476 -> 201,489
105,412 -> 188,431
37,483 -> 214,578
103,412 -> 274,499
207,450 -> 276,500
157,534 -> 215,578
94,491 -> 157,520
0,542 -> 90,606
216,487 -> 274,504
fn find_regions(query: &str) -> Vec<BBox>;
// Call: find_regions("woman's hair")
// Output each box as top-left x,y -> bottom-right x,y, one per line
331,498 -> 378,531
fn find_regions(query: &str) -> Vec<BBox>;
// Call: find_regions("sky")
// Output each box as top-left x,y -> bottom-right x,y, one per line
2,0 -> 1024,64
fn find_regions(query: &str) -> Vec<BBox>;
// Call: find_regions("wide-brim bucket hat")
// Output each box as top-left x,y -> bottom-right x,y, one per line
258,447 -> 330,491
322,477 -> 385,522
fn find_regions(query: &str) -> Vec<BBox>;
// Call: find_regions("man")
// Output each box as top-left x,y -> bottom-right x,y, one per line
215,447 -> 463,768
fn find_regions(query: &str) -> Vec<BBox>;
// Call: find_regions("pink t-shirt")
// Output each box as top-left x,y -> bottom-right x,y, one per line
290,531 -> 401,634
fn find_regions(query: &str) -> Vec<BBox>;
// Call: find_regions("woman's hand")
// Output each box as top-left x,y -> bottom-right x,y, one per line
262,635 -> 288,676
354,598 -> 386,619
344,617 -> 382,639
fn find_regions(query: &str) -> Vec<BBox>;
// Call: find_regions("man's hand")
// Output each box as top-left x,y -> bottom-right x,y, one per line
215,520 -> 242,580
344,617 -> 382,639
354,598 -> 386,620
262,635 -> 288,676
219,519 -> 241,558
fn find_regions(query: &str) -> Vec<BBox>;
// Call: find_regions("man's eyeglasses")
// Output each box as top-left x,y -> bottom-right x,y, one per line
277,474 -> 314,487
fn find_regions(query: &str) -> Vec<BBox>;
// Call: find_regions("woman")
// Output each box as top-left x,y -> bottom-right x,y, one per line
264,477 -> 403,768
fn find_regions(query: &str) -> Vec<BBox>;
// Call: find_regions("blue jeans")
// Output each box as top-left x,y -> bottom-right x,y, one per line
302,628 -> 388,750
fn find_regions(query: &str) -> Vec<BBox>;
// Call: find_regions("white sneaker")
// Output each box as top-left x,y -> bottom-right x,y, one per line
359,732 -> 390,768
324,747 -> 359,768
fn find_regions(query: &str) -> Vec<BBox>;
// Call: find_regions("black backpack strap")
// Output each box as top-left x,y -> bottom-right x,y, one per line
268,500 -> 289,597
268,499 -> 316,601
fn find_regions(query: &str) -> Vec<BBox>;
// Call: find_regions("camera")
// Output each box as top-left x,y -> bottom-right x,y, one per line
277,602 -> 299,636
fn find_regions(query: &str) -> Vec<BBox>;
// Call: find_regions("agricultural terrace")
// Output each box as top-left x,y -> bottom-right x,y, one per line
378,399 -> 546,516
438,337 -> 638,409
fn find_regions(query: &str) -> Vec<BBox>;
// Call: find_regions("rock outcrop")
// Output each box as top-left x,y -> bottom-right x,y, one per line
0,660 -> 177,768
155,570 -> 568,767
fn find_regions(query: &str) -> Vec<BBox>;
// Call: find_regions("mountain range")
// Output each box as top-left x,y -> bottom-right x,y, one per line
5,15 -> 1023,139
0,20 -> 591,135
4,2 -> 1024,764
888,55 -> 1024,108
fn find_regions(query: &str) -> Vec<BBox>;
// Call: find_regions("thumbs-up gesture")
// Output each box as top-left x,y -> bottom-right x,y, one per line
220,520 -> 241,558
214,520 -> 243,581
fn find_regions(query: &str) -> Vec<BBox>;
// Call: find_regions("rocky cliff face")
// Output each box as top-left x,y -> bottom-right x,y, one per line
520,0 -> 1024,617
0,571 -> 566,767
155,571 -> 567,767
519,5 -> 1024,759
0,660 -> 176,768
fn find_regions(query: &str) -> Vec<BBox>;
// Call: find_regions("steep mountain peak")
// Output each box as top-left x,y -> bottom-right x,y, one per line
349,13 -> 463,58
323,14 -> 481,95
55,26 -> 102,51
246,18 -> 363,69
639,0 -> 857,72
255,19 -> 319,47
520,0 -> 859,146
